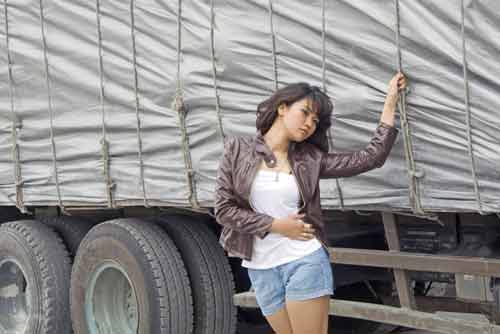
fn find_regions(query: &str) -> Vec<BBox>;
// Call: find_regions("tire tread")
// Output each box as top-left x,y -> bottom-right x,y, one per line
1,220 -> 71,334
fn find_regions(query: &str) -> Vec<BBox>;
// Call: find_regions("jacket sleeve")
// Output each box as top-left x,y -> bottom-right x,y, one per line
214,138 -> 273,238
319,123 -> 398,178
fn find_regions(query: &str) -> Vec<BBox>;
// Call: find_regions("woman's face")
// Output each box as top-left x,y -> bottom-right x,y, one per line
279,98 -> 319,142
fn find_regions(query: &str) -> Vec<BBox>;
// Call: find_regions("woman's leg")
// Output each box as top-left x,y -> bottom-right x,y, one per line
285,295 -> 330,334
247,267 -> 291,333
281,248 -> 333,333
265,306 -> 293,334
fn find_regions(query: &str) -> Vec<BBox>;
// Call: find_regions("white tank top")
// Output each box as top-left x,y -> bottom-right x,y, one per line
241,170 -> 321,269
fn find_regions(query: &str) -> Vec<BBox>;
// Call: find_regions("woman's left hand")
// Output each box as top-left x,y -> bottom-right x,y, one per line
380,71 -> 407,126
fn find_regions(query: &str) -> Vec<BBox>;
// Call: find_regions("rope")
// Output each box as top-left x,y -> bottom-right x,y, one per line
394,0 -> 424,216
321,0 -> 344,210
3,0 -> 27,213
210,0 -> 225,141
268,0 -> 278,91
321,0 -> 327,95
100,139 -> 115,207
39,0 -> 64,212
130,0 -> 149,207
95,0 -> 115,208
395,211 -> 444,226
174,0 -> 199,208
460,0 -> 484,214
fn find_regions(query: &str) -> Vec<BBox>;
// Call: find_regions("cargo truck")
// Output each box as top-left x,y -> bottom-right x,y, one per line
1,1 -> 499,334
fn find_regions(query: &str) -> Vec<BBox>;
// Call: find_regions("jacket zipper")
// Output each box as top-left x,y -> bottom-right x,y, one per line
246,156 -> 263,212
289,157 -> 330,251
288,157 -> 306,212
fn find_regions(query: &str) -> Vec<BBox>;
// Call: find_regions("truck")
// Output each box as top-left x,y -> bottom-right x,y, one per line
0,1 -> 499,333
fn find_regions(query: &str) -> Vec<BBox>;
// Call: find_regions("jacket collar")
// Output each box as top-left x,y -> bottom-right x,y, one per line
254,132 -> 299,168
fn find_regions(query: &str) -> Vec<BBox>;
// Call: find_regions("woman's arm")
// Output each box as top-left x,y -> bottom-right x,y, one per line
319,72 -> 405,178
319,124 -> 398,178
214,138 -> 273,238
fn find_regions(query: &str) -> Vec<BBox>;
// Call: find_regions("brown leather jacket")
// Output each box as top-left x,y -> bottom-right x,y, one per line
215,123 -> 398,260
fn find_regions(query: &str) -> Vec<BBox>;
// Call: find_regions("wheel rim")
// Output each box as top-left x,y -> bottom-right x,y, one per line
0,259 -> 30,334
85,262 -> 139,334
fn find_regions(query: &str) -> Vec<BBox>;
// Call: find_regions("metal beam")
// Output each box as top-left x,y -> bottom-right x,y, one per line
330,299 -> 499,334
233,292 -> 500,334
382,212 -> 415,309
329,247 -> 500,277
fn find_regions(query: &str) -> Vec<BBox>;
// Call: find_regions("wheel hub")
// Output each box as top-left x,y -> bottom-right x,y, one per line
0,260 -> 30,334
86,262 -> 139,334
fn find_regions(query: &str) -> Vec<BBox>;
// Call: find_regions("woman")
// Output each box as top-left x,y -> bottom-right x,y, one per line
215,72 -> 406,334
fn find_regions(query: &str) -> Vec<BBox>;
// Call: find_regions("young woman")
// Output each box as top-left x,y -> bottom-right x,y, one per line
215,72 -> 406,334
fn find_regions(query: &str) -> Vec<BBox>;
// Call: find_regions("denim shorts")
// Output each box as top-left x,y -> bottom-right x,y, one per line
247,246 -> 334,316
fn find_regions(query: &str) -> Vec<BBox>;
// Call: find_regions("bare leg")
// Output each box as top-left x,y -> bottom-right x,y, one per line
264,306 -> 293,334
286,295 -> 330,334
322,312 -> 329,334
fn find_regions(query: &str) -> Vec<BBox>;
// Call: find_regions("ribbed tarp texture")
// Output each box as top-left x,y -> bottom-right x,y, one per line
0,0 -> 498,212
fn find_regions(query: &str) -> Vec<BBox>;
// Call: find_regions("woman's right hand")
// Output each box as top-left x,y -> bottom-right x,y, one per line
270,213 -> 316,241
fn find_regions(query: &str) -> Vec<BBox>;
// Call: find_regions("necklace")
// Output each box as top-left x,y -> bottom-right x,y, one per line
273,156 -> 290,182
263,150 -> 290,182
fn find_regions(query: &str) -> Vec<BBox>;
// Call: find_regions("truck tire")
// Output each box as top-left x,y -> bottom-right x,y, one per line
155,215 -> 237,334
39,216 -> 94,257
70,218 -> 193,334
0,220 -> 71,334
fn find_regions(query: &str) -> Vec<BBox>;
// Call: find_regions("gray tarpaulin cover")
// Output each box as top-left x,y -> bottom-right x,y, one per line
0,0 -> 498,212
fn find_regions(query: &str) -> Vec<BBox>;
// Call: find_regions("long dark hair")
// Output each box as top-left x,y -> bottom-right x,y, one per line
256,83 -> 333,152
